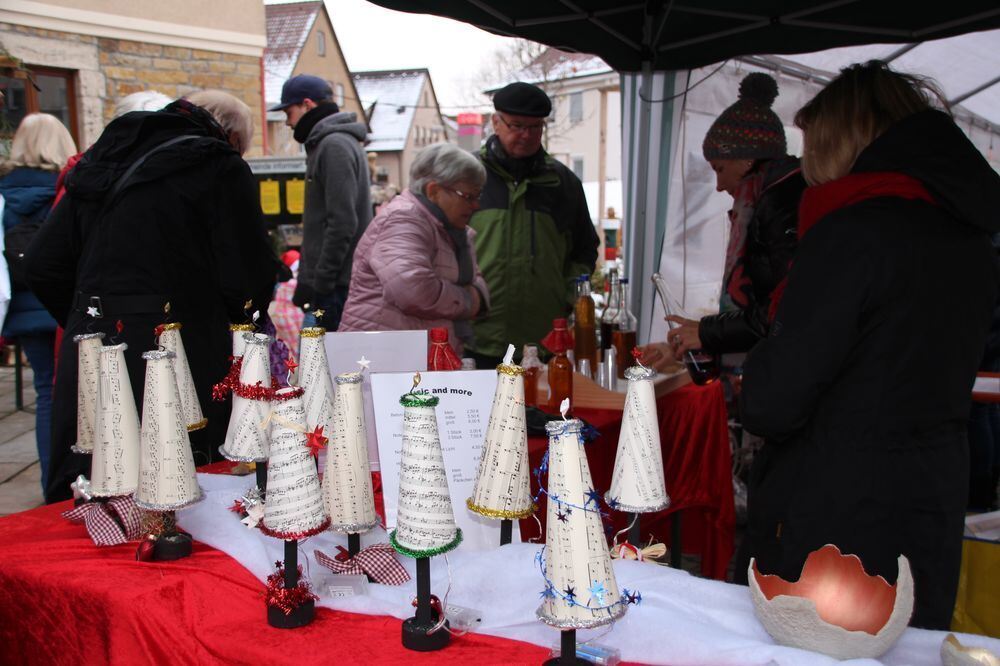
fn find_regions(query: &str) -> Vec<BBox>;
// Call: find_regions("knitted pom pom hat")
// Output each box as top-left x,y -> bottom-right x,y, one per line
702,72 -> 786,161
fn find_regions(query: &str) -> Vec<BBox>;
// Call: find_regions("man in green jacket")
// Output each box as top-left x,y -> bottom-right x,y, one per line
468,82 -> 599,367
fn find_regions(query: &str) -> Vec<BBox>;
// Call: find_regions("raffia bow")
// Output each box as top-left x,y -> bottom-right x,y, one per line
610,540 -> 669,563
62,496 -> 142,546
315,544 -> 410,586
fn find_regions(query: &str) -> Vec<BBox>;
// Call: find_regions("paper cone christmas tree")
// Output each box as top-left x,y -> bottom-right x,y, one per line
299,327 -> 335,436
90,343 -> 141,498
219,332 -> 272,462
71,332 -> 105,454
157,322 -> 206,432
261,387 -> 330,539
230,323 -> 255,358
537,418 -> 627,628
390,389 -> 462,557
134,350 -> 204,511
322,372 -> 378,533
467,353 -> 534,520
605,365 -> 670,513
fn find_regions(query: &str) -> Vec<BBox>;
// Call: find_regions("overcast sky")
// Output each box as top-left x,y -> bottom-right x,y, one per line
320,0 -> 519,112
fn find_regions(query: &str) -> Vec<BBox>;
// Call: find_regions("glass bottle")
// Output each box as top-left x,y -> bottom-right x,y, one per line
573,274 -> 597,377
600,268 -> 620,355
611,278 -> 639,378
521,344 -> 543,408
546,319 -> 573,412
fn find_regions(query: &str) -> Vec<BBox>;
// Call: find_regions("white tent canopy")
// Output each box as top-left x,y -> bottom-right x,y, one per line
626,29 -> 1000,347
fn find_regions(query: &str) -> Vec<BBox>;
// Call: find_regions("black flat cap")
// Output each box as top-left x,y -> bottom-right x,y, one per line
493,82 -> 551,118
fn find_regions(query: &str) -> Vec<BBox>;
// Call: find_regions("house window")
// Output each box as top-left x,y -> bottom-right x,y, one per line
569,92 -> 583,123
571,156 -> 584,180
335,83 -> 345,107
0,67 -> 79,148
317,31 -> 326,57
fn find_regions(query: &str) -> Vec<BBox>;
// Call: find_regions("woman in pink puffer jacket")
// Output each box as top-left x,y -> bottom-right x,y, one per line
339,143 -> 489,353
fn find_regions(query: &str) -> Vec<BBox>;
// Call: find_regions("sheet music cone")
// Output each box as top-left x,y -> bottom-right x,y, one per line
134,350 -> 203,510
71,332 -> 104,454
299,327 -> 335,436
261,387 -> 330,539
219,333 -> 272,462
157,323 -> 206,432
90,343 -> 141,497
322,372 -> 377,533
230,323 -> 255,358
606,365 -> 670,513
467,360 -> 534,520
537,418 -> 626,628
390,392 -> 462,557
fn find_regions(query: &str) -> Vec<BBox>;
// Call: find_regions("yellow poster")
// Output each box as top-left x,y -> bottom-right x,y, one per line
259,180 -> 280,215
286,179 -> 305,215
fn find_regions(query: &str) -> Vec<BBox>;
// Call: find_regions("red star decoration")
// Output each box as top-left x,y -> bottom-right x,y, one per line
228,499 -> 244,513
284,357 -> 299,373
306,426 -> 328,457
116,319 -> 124,335
631,347 -> 643,362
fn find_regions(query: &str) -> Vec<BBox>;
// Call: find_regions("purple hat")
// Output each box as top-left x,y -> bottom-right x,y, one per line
269,74 -> 333,111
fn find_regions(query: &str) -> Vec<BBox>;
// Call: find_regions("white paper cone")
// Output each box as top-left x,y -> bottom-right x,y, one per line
606,366 -> 670,513
90,343 -> 141,497
537,419 -> 626,629
262,387 -> 330,539
219,333 -> 272,462
158,324 -> 206,432
230,323 -> 255,358
390,393 -> 462,557
322,372 -> 377,533
72,332 -> 104,454
299,327 -> 335,435
134,350 -> 203,510
467,363 -> 534,519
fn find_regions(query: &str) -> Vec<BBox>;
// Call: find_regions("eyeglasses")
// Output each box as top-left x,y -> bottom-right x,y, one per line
445,186 -> 481,205
497,114 -> 546,135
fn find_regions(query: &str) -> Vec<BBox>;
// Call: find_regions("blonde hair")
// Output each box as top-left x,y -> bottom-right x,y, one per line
7,113 -> 77,172
795,61 -> 945,185
185,90 -> 254,154
114,90 -> 172,118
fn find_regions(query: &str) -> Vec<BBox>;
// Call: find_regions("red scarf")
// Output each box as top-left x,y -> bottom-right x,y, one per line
768,172 -> 935,321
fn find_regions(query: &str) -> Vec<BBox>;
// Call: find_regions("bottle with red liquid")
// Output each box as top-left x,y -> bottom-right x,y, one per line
541,318 -> 573,413
427,327 -> 462,370
611,278 -> 639,379
651,272 -> 721,386
521,344 -> 542,408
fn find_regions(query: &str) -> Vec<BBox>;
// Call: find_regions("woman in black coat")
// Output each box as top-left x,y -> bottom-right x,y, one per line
26,92 -> 277,503
739,61 -> 1000,629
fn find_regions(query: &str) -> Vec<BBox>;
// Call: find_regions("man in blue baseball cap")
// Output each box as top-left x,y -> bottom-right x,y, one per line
270,74 -> 371,330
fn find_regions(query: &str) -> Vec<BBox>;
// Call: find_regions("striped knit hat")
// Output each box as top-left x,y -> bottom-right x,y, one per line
702,73 -> 786,161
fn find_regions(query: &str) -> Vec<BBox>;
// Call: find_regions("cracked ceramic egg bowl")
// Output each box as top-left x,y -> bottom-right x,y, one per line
748,544 -> 914,659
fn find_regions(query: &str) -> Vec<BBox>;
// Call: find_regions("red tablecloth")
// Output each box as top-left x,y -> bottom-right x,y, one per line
0,502 -> 550,665
520,382 -> 735,580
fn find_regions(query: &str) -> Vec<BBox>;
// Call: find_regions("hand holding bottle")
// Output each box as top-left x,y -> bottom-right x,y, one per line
665,315 -> 702,358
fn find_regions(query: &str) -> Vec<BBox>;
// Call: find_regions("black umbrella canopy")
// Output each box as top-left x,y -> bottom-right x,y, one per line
367,0 -> 1000,71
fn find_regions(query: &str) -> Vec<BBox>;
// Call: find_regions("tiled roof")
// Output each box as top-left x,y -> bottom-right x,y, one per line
353,69 -> 429,152
264,1 -> 320,106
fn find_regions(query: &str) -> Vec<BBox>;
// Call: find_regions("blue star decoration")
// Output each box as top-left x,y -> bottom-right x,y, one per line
563,586 -> 576,603
556,509 -> 569,523
608,496 -> 621,510
539,584 -> 557,600
585,487 -> 602,508
622,589 -> 642,605
588,580 -> 607,606
564,506 -> 572,516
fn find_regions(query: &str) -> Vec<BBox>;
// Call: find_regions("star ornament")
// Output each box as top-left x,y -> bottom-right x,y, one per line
556,509 -> 569,523
242,502 -> 264,529
86,306 -> 100,318
585,487 -> 602,508
563,586 -> 576,603
357,355 -> 371,371
588,581 -> 607,606
306,426 -> 328,457
284,357 -> 299,373
228,499 -> 245,514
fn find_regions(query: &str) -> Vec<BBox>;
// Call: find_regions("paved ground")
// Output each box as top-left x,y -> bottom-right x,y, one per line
0,363 -> 43,516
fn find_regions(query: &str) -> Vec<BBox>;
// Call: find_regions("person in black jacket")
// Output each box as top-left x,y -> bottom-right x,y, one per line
738,61 -> 1000,629
643,73 -> 805,366
26,91 -> 278,503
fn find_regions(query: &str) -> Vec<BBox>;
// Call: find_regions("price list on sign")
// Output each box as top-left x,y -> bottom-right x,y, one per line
372,370 -> 521,551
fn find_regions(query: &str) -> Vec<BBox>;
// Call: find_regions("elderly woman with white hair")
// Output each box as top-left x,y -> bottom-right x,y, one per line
339,142 -> 489,352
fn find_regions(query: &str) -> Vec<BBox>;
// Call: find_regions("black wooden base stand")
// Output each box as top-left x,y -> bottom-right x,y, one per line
401,557 -> 449,651
542,629 -> 589,665
267,539 -> 315,629
627,512 -> 641,547
255,462 -> 268,497
500,518 -> 512,546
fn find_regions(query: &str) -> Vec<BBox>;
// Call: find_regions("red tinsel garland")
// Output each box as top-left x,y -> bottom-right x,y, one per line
212,357 -> 243,402
264,564 -> 318,616
232,379 -> 279,401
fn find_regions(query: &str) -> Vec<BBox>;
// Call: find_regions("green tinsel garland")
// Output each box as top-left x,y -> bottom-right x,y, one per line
399,392 -> 439,408
389,528 -> 463,558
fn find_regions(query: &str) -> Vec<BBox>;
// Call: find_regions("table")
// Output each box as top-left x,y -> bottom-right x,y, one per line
0,501 -> 551,665
520,381 -> 735,580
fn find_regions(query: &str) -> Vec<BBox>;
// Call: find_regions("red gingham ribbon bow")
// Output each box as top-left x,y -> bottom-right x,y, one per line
62,496 -> 142,546
315,544 -> 410,586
